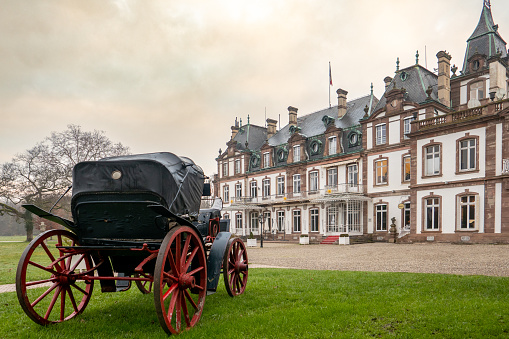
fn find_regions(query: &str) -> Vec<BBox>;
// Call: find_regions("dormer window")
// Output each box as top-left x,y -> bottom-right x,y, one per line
470,81 -> 484,101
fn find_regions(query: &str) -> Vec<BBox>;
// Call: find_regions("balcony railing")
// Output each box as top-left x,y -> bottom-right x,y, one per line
228,183 -> 365,206
414,99 -> 509,132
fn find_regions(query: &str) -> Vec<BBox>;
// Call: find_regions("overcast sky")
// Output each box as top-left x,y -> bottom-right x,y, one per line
1,0 -> 508,175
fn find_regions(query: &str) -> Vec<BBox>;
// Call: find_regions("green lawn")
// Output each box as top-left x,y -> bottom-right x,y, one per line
1,268 -> 508,338
0,235 -> 26,242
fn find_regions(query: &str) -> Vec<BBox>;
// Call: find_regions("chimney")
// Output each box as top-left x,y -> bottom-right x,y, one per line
436,51 -> 452,107
288,106 -> 298,126
337,88 -> 348,118
384,76 -> 393,91
489,56 -> 507,100
230,117 -> 240,139
266,118 -> 278,139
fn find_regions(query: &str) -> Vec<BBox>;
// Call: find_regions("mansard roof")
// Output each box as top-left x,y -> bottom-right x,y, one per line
462,1 -> 507,74
372,65 -> 438,113
231,124 -> 268,152
268,94 -> 377,147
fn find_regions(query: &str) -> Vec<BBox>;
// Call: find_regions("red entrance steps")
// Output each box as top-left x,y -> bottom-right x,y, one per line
320,235 -> 340,245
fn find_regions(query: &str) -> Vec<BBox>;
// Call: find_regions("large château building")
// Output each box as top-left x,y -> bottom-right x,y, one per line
213,1 -> 509,244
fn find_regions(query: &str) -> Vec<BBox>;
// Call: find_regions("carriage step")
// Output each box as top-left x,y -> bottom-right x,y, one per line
320,236 -> 340,245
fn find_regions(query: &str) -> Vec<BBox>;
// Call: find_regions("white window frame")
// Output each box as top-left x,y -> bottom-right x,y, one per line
235,183 -> 242,198
234,159 -> 241,174
250,181 -> 257,198
403,156 -> 411,182
293,145 -> 301,163
425,145 -> 440,176
375,124 -> 386,145
470,81 -> 484,101
310,208 -> 319,232
277,211 -> 285,232
235,213 -> 242,231
222,162 -> 229,177
328,136 -> 337,155
403,117 -> 414,139
250,212 -> 259,232
375,204 -> 387,231
293,210 -> 301,232
293,174 -> 301,193
459,139 -> 476,171
327,167 -> 338,187
277,176 -> 285,195
263,152 -> 270,169
347,164 -> 358,187
262,179 -> 271,197
309,171 -> 318,192
375,159 -> 388,185
223,185 -> 229,202
425,198 -> 440,230
458,195 -> 477,230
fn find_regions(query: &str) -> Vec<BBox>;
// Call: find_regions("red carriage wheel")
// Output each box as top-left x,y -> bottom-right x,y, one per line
223,238 -> 248,297
154,226 -> 207,335
135,274 -> 153,294
16,229 -> 94,325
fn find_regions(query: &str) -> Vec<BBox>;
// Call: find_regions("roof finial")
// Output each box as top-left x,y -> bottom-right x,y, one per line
484,0 -> 491,9
370,82 -> 373,95
396,57 -> 400,72
240,118 -> 242,127
247,114 -> 250,125
416,50 -> 419,65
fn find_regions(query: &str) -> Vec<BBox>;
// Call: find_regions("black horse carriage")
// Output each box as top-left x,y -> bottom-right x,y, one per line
16,152 -> 248,335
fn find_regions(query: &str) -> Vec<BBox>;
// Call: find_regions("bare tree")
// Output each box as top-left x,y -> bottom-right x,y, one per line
0,125 -> 130,241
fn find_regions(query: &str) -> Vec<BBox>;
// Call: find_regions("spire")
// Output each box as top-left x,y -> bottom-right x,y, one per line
461,1 -> 507,74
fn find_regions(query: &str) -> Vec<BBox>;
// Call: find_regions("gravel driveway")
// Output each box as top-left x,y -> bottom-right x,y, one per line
247,242 -> 509,277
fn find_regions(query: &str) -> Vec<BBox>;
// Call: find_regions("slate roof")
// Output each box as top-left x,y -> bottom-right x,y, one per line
372,65 -> 438,113
232,124 -> 268,152
462,2 -> 507,74
268,94 -> 378,147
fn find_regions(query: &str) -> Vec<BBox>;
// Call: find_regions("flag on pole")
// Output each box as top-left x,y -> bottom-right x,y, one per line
329,62 -> 333,86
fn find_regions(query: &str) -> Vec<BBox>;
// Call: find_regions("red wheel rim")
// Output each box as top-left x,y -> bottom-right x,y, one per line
135,274 -> 153,294
16,229 -> 94,325
223,238 -> 248,297
154,226 -> 207,334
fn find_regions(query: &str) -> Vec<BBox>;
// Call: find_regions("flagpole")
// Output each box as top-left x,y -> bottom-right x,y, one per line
329,62 -> 332,108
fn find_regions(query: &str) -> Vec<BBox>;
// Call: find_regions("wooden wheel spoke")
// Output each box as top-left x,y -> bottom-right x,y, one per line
40,241 -> 58,269
175,292 -> 182,333
70,282 -> 88,296
31,282 -> 59,308
163,271 -> 178,283
183,289 -> 199,311
175,234 -> 181,272
167,250 -> 179,276
69,254 -> 86,272
60,287 -> 66,321
181,235 -> 192,268
66,286 -> 79,313
44,285 -> 61,320
187,265 -> 204,276
163,283 -> 178,301
26,277 -> 58,287
183,247 -> 199,272
28,260 -> 59,275
181,292 -> 191,328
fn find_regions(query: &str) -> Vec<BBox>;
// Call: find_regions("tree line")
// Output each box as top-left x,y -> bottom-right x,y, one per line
0,125 -> 130,241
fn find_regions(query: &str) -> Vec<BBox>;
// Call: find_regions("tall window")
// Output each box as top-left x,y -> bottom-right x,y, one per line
327,167 -> 338,187
375,124 -> 386,145
425,198 -> 440,230
293,174 -> 301,193
250,212 -> 259,232
222,162 -> 228,177
470,81 -> 484,101
293,210 -> 301,232
327,207 -> 338,232
263,152 -> 270,169
309,171 -> 318,192
375,159 -> 388,185
277,176 -> 285,195
459,195 -> 476,230
250,181 -> 257,198
376,204 -> 387,231
329,136 -> 337,155
223,186 -> 229,202
459,139 -> 476,171
347,164 -> 358,187
293,145 -> 301,162
425,145 -> 440,176
235,214 -> 242,231
310,209 -> 319,232
403,156 -> 411,182
403,117 -> 414,139
264,211 -> 271,232
262,179 -> 271,197
277,211 -> 285,232
235,183 -> 242,198
403,202 -> 411,230
234,159 -> 241,174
